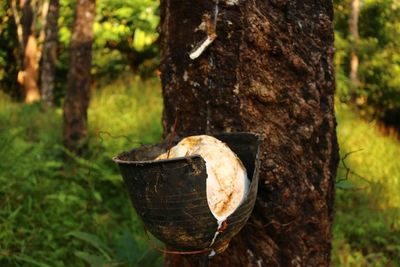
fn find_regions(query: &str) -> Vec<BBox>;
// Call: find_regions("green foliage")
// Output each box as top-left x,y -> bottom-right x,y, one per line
334,0 -> 400,123
94,0 -> 158,50
0,77 -> 163,266
57,0 -> 159,84
0,1 -> 20,99
334,32 -> 351,102
333,101 -> 400,266
0,0 -> 160,103
92,0 -> 159,78
67,230 -> 163,267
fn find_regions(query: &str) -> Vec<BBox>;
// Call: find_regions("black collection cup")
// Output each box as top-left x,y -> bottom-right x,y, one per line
113,132 -> 261,254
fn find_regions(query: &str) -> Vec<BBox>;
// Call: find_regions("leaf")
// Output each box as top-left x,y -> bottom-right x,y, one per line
74,251 -> 109,267
336,180 -> 356,190
13,255 -> 51,267
58,145 -> 102,173
115,230 -> 141,264
133,29 -> 147,51
67,231 -> 113,259
137,249 -> 163,267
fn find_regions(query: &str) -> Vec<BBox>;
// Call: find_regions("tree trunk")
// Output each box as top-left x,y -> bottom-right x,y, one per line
349,0 -> 360,95
160,1 -> 339,266
63,0 -> 95,153
21,0 -> 40,103
2,0 -> 22,100
11,0 -> 24,64
40,0 -> 59,107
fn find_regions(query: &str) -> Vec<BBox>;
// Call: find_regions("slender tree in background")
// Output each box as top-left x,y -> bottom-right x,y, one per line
40,0 -> 59,106
63,0 -> 96,153
14,0 -> 41,103
160,1 -> 339,266
0,1 -> 20,99
349,0 -> 360,98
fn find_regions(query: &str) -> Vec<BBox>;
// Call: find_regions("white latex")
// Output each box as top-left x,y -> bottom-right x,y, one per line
156,135 -> 249,221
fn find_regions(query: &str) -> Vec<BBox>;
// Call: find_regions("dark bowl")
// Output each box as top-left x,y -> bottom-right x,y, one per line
113,132 -> 261,253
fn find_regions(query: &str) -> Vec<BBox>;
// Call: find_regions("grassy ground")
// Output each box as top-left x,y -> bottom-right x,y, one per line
0,77 -> 399,266
333,102 -> 400,266
0,77 -> 163,266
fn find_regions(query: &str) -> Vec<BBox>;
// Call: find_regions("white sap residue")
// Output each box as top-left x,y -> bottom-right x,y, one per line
155,135 -> 250,220
209,218 -> 226,247
208,250 -> 216,257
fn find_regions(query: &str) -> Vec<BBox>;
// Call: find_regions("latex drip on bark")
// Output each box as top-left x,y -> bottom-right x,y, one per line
189,0 -> 219,60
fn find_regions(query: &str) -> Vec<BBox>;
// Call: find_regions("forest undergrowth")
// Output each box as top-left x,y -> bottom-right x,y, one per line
0,77 -> 399,266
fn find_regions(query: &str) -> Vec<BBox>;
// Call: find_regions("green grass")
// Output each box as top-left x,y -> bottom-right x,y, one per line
0,79 -> 399,266
333,102 -> 400,266
0,77 -> 163,267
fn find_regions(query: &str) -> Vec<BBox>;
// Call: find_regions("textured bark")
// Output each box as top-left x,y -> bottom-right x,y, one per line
40,0 -> 59,107
63,0 -> 95,153
21,0 -> 40,103
349,0 -> 360,91
160,0 -> 339,266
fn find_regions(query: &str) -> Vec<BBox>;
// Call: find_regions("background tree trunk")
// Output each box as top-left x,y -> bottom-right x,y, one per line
160,1 -> 339,266
21,0 -> 40,103
349,0 -> 360,99
40,0 -> 59,107
63,0 -> 95,153
2,0 -> 22,100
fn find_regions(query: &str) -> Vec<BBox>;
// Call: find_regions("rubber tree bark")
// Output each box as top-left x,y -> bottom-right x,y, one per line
160,0 -> 339,266
40,0 -> 59,107
63,0 -> 95,153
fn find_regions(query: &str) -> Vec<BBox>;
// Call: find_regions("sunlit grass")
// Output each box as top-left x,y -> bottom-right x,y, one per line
0,77 -> 163,266
333,101 -> 400,266
89,75 -> 163,150
336,102 -> 400,208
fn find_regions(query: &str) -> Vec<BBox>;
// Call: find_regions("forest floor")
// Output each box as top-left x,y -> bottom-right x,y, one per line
0,76 -> 399,267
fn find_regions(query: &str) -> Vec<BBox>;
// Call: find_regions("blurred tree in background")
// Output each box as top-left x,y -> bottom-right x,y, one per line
349,0 -> 360,93
0,0 -> 159,105
63,0 -> 96,154
40,0 -> 60,106
334,0 -> 400,129
17,0 -> 41,103
0,1 -> 21,100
